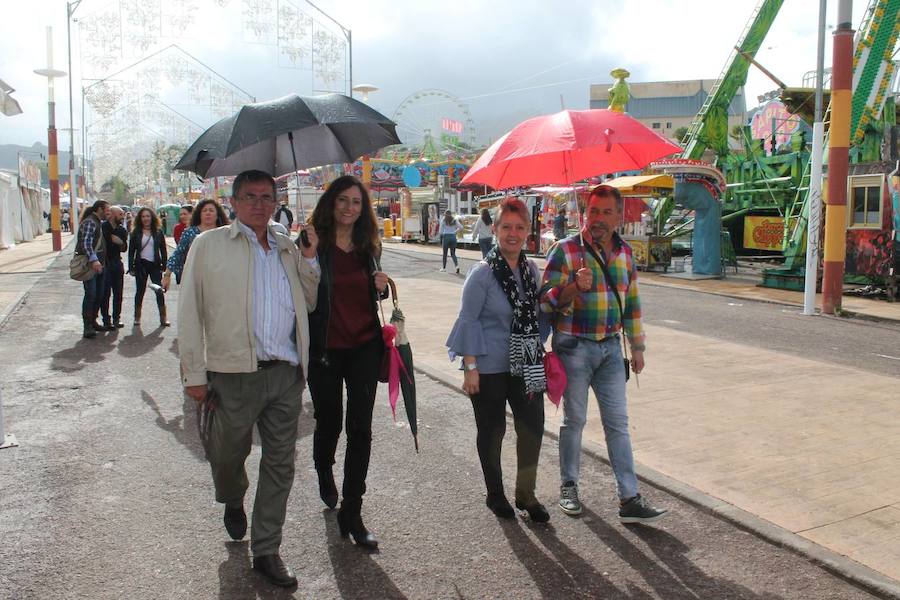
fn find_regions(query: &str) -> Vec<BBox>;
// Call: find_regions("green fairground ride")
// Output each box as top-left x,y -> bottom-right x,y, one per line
658,0 -> 900,291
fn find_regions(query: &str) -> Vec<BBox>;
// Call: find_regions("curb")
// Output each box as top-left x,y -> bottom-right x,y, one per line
0,238 -> 75,331
414,362 -> 900,600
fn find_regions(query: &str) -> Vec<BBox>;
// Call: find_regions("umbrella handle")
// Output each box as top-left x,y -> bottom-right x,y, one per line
287,131 -> 312,248
377,276 -> 399,325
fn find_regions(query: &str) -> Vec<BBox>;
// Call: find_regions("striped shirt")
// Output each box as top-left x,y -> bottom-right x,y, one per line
81,217 -> 100,262
540,233 -> 645,347
237,221 -> 299,366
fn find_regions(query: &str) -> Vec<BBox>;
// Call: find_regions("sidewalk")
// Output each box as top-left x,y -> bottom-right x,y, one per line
384,240 -> 900,323
0,232 -> 75,324
388,248 -> 900,590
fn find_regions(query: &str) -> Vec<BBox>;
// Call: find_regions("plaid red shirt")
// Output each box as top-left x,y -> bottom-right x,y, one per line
540,233 -> 645,347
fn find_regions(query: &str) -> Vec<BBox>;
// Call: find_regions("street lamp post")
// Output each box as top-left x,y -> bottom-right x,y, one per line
67,0 -> 82,233
34,26 -> 67,253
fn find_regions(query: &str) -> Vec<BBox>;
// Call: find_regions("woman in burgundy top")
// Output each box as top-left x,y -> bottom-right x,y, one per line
307,175 -> 389,549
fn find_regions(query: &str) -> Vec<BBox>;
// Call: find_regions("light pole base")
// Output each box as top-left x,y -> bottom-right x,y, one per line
1,433 -> 18,449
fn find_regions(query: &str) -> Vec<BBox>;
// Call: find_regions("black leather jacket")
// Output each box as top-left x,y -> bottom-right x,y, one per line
308,243 -> 385,365
127,229 -> 167,273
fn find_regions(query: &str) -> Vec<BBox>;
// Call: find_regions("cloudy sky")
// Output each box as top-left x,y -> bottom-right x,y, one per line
0,0 -> 870,151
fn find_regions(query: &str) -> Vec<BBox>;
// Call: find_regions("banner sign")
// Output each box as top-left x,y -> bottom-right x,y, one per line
441,118 -> 463,134
743,216 -> 784,250
17,155 -> 41,190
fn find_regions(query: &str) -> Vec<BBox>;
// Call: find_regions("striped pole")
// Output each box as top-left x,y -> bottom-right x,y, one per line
821,0 -> 854,314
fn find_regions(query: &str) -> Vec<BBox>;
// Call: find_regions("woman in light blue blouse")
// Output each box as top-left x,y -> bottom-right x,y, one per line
162,199 -> 228,290
438,209 -> 462,273
446,198 -> 550,522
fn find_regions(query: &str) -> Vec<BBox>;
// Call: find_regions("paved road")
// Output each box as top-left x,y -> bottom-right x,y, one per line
380,246 -> 900,377
0,254 -> 886,599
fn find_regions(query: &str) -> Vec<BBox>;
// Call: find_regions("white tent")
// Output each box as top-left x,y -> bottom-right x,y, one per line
0,170 -> 44,249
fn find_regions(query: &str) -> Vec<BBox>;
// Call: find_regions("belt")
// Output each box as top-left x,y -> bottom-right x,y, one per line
257,359 -> 286,370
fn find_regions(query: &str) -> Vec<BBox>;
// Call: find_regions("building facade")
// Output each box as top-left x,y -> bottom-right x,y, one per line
590,79 -> 748,142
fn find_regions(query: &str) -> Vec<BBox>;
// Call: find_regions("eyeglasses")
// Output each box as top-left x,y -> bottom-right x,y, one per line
238,193 -> 275,206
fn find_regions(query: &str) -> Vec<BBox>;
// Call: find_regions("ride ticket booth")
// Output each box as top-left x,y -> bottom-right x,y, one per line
605,174 -> 675,272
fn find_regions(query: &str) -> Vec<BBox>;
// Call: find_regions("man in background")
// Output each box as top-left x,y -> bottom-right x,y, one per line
100,206 -> 128,330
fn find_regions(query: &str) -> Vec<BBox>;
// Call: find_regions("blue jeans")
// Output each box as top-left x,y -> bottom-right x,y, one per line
553,332 -> 638,500
441,234 -> 458,268
81,270 -> 105,316
478,237 -> 493,258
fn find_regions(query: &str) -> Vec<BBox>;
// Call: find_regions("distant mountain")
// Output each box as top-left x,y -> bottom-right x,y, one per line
0,142 -> 74,173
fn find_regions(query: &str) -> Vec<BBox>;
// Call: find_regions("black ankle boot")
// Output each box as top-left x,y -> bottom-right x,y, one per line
317,467 -> 338,510
486,493 -> 515,519
337,509 -> 378,549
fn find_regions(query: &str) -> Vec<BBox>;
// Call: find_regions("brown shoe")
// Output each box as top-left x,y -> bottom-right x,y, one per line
252,554 -> 297,587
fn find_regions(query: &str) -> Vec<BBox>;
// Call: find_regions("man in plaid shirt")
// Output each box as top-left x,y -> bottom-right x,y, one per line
541,185 -> 667,524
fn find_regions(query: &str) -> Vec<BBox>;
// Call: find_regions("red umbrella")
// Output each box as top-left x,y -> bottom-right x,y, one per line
460,109 -> 681,190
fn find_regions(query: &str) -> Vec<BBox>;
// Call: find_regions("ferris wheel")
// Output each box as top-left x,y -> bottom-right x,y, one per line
392,89 -> 476,154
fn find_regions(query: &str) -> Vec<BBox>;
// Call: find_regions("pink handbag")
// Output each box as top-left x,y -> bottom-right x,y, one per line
543,351 -> 567,407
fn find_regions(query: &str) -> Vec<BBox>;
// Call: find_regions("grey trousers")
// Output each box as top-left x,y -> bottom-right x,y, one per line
208,363 -> 303,557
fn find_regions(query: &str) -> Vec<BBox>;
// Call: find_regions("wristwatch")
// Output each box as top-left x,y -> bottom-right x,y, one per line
464,362 -> 478,371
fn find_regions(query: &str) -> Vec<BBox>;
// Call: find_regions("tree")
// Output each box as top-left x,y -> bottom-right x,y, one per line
673,127 -> 689,143
101,175 -> 133,204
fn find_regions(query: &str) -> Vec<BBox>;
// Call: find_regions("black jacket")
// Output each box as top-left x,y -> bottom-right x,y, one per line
127,229 -> 167,273
308,244 -> 385,364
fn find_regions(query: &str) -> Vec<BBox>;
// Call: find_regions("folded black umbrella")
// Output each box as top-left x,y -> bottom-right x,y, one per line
174,93 -> 401,178
196,388 -> 217,458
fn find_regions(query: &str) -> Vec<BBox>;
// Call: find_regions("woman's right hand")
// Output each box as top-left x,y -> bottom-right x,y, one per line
462,368 -> 480,396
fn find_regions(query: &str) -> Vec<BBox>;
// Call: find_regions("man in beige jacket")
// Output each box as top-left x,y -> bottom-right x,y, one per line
178,170 -> 320,588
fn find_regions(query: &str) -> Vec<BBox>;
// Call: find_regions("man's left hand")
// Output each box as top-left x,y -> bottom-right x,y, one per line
631,350 -> 645,375
373,271 -> 389,294
298,223 -> 318,258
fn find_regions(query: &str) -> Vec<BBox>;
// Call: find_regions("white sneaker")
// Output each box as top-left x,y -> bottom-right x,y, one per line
439,267 -> 446,272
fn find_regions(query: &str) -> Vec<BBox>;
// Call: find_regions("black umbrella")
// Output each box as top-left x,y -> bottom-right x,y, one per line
175,93 -> 401,178
380,278 -> 418,452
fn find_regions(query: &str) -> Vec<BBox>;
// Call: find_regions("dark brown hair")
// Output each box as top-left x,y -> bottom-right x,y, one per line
132,207 -> 160,234
311,175 -> 380,257
190,199 -> 229,228
588,184 -> 624,213
80,199 -> 109,223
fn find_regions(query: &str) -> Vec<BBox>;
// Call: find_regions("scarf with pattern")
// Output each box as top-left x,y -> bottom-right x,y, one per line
486,246 -> 546,396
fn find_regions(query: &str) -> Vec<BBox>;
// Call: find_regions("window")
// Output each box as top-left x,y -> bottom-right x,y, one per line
848,174 -> 883,228
666,122 -> 672,129
652,122 -> 661,129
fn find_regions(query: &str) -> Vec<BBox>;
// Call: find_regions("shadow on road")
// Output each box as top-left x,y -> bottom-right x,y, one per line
500,520 -> 629,598
118,325 -> 166,359
141,390 -> 207,462
324,511 -> 407,599
50,333 -> 118,373
581,508 -> 784,600
217,541 -> 299,599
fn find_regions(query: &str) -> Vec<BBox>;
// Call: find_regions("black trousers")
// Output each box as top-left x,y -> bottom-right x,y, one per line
134,259 -> 165,311
101,260 -> 124,323
308,335 -> 382,514
470,372 -> 545,503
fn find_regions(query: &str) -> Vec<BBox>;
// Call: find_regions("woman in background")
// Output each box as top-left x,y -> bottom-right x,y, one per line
471,208 -> 494,258
128,207 -> 169,327
163,199 -> 228,289
439,209 -> 462,273
173,205 -> 193,244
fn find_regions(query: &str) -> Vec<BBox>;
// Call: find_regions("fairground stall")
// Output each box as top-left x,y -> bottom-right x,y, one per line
605,174 -> 675,271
